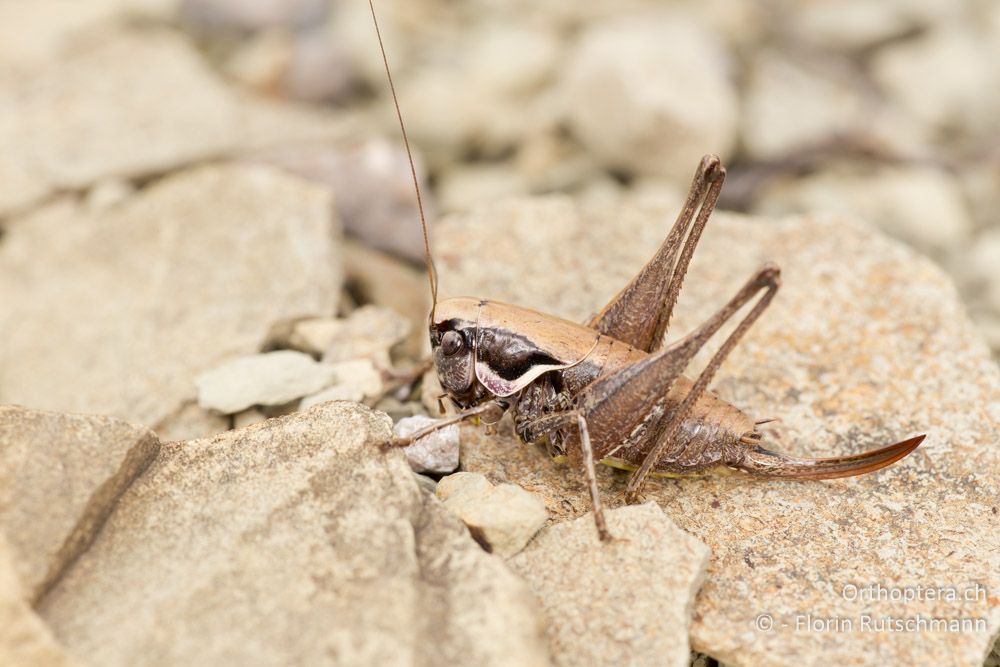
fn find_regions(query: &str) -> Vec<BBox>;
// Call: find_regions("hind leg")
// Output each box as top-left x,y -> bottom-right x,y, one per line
623,265 -> 781,502
587,155 -> 726,353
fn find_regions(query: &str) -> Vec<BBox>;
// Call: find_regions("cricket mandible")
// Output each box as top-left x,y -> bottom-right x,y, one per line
368,2 -> 924,541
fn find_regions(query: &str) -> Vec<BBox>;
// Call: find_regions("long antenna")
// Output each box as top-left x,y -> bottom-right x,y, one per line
368,0 -> 438,323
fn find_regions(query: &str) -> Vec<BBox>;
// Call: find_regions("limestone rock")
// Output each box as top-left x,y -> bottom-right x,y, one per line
321,305 -> 412,367
283,317 -> 343,356
872,27 -> 1000,138
436,195 -> 1000,666
252,138 -> 434,263
436,472 -> 547,558
299,359 -> 384,408
396,416 -> 460,475
154,400 -> 230,442
753,164 -> 973,259
413,473 -> 438,495
0,27 -> 358,218
179,0 -> 329,34
393,23 -> 561,167
0,536 -> 81,667
282,26 -> 358,103
342,240 -> 430,359
741,50 -> 864,160
560,14 -> 737,183
0,0 -> 173,76
437,163 -> 531,213
783,0 -> 960,52
83,178 -> 135,212
232,408 -> 268,430
229,92 -> 359,154
509,504 -> 711,667
38,402 -> 550,667
197,351 -> 337,414
0,30 -> 238,216
223,29 -> 292,94
0,164 -> 340,429
0,406 -> 159,602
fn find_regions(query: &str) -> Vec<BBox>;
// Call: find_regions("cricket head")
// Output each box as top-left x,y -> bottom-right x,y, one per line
429,300 -> 485,409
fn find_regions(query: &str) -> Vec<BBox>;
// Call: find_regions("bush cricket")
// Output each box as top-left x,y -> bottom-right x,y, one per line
368,2 -> 924,541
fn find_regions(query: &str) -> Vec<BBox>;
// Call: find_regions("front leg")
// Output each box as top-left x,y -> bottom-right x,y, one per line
380,400 -> 506,449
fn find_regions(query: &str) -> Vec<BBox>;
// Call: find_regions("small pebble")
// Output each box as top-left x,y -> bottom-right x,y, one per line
436,472 -> 548,558
299,359 -> 383,408
394,415 -> 459,475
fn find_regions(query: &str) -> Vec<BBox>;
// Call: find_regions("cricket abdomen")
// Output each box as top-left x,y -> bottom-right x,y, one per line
599,375 -> 756,475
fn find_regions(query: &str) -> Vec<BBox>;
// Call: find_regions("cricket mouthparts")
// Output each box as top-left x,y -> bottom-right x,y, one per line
740,434 -> 925,480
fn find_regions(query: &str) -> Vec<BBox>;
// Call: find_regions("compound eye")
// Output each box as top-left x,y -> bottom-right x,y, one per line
441,330 -> 463,356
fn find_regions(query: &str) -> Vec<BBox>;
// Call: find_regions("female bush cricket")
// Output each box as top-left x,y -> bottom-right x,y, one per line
368,2 -> 924,541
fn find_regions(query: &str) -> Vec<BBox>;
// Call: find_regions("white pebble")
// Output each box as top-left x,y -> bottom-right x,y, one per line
394,415 -> 459,475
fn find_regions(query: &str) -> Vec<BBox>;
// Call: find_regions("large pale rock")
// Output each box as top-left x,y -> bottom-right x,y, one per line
753,164 -> 973,259
872,27 -> 1000,139
0,164 -> 340,430
437,162 -> 532,213
741,50 -> 864,160
0,536 -> 81,667
251,138 -> 436,262
560,14 -> 738,183
781,0 -> 961,52
509,503 -> 710,667
0,0 -> 175,76
435,196 -> 1000,666
0,406 -> 159,602
392,22 -> 562,167
196,350 -> 337,414
0,30 -> 237,216
0,27 -> 358,217
38,402 -> 550,667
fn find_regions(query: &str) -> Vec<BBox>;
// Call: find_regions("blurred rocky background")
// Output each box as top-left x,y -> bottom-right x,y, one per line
1,1 -> 999,666
2,0 -> 999,351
